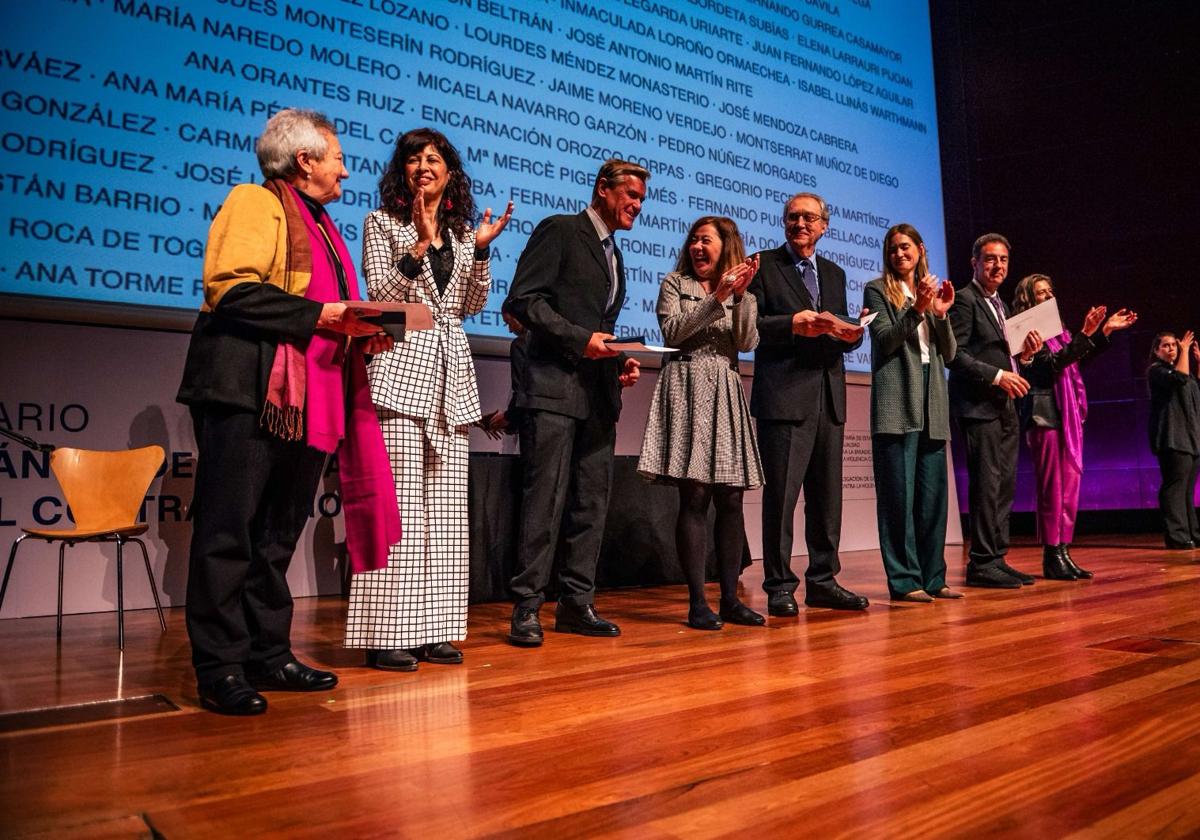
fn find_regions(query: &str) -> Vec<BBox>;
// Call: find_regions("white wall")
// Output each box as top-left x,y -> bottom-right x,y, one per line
0,319 -> 960,619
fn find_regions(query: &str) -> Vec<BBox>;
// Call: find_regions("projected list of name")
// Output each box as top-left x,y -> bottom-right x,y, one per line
0,0 -> 945,370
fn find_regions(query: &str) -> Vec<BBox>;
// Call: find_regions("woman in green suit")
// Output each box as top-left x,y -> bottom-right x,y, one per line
863,224 -> 961,602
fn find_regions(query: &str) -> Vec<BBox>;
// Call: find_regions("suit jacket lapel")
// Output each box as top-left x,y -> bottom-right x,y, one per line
775,247 -> 814,310
576,212 -> 614,305
974,288 -> 1005,343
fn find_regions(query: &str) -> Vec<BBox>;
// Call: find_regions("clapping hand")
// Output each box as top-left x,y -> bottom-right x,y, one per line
412,186 -> 437,246
1102,307 -> 1137,336
913,274 -> 938,314
930,279 -> 954,318
1081,305 -> 1107,336
714,254 -> 760,303
475,200 -> 515,248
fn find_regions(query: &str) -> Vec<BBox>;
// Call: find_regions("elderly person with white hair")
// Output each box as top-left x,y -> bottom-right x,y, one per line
177,108 -> 401,716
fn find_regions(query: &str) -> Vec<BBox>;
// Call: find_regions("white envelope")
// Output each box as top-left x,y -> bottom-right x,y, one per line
1004,297 -> 1063,356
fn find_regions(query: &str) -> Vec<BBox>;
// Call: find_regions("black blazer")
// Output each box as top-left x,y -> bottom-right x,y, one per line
948,282 -> 1017,420
1019,330 -> 1107,430
1148,361 -> 1200,455
748,245 -> 862,423
504,211 -> 625,422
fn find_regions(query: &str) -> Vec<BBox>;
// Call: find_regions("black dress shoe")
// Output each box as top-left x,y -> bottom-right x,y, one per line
1042,544 -> 1077,581
964,563 -> 1022,589
554,603 -> 620,637
1059,543 -> 1093,579
412,642 -> 463,665
687,605 -> 724,630
1165,538 -> 1196,550
247,659 -> 338,692
997,560 -> 1035,585
199,674 -> 267,716
767,591 -> 799,617
720,601 -> 766,626
508,606 -> 544,647
805,583 -> 869,611
366,649 -> 419,671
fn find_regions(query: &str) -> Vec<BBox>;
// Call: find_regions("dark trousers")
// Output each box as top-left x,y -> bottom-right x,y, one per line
510,408 -> 616,609
757,394 -> 844,595
186,405 -> 326,685
959,403 -> 1019,566
873,430 -> 948,597
1157,449 -> 1200,543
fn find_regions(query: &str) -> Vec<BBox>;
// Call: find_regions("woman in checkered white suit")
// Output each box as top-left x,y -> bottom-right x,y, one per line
345,128 -> 512,670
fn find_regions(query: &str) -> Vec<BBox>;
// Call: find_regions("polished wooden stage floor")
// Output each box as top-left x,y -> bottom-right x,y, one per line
4,537 -> 1200,838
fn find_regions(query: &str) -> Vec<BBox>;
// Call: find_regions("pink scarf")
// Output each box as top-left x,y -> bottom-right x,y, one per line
263,181 -> 401,574
1047,330 -> 1088,473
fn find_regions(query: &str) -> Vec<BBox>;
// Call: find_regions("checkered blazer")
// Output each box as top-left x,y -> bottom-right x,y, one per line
362,209 -> 490,426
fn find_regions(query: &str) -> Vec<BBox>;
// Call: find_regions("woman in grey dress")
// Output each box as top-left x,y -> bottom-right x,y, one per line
638,216 -> 763,630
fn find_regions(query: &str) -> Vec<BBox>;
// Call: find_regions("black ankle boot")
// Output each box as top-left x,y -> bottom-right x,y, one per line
1042,544 -> 1077,580
1059,544 -> 1093,579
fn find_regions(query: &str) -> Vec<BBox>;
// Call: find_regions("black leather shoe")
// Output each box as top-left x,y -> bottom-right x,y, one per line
554,603 -> 621,637
767,591 -> 799,617
199,674 -> 267,716
805,583 -> 869,610
997,560 -> 1035,585
508,606 -> 544,647
964,563 -> 1022,589
366,649 -> 419,671
247,659 -> 338,692
412,642 -> 463,665
1060,544 -> 1093,578
1042,544 -> 1077,581
720,601 -> 766,626
687,605 -> 724,630
1165,538 -> 1196,550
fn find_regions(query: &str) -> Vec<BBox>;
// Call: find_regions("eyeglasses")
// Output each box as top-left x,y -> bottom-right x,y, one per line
786,212 -> 826,224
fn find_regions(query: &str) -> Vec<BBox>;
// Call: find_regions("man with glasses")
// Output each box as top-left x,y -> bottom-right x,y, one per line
948,233 -> 1033,588
748,192 -> 869,614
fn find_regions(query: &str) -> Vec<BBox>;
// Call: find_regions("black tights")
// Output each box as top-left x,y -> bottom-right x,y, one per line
676,481 -> 746,609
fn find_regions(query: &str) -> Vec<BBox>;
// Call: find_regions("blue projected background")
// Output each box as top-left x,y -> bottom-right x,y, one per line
0,0 -> 945,372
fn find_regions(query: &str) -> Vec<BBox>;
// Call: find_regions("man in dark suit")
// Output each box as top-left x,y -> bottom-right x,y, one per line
749,192 -> 869,614
502,159 -> 647,646
948,233 -> 1032,588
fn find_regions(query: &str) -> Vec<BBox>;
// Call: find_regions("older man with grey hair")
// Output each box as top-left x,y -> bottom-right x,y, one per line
747,192 -> 869,614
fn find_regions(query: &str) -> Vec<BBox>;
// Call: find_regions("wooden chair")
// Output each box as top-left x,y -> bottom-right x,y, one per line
0,445 -> 168,649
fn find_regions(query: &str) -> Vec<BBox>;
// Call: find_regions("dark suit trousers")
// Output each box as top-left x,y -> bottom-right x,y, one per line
1157,449 -> 1200,543
186,405 -> 326,685
757,390 -> 844,594
510,408 -> 615,609
959,403 -> 1019,566
872,430 -> 948,597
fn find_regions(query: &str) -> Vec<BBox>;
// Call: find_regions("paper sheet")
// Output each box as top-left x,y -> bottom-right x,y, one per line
1004,297 -> 1063,356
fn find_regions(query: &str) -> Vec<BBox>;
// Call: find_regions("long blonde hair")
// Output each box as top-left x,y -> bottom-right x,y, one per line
880,223 -> 930,309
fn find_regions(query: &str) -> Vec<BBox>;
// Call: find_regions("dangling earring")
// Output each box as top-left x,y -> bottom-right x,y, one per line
443,198 -> 453,211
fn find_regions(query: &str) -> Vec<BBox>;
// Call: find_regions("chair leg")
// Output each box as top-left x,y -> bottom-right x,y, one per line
0,534 -> 29,616
57,543 -> 66,642
116,539 -> 125,651
132,538 -> 167,633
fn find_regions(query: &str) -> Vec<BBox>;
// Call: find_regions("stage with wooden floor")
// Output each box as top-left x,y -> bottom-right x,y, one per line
3,536 -> 1200,838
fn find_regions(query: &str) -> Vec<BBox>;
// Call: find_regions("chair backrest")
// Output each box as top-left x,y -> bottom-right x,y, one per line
48,446 -> 165,532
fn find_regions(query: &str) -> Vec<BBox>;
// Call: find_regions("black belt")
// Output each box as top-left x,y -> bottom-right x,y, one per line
668,353 -> 738,371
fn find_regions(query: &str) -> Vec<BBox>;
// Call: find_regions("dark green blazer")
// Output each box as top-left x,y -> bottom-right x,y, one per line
863,278 -> 956,440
